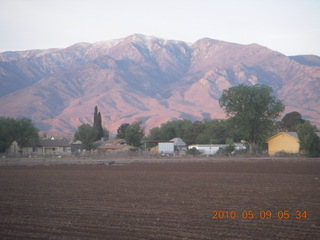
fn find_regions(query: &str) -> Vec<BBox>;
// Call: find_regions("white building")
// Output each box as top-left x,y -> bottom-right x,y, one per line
188,144 -> 223,155
158,142 -> 174,154
188,143 -> 246,156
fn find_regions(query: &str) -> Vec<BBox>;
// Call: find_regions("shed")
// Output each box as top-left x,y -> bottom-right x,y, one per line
265,132 -> 300,155
170,138 -> 187,151
158,141 -> 174,154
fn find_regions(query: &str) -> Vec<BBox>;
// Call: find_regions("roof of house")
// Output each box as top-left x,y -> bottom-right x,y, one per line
40,138 -> 71,147
170,138 -> 187,147
265,132 -> 298,142
95,138 -> 136,151
188,144 -> 228,148
284,132 -> 298,139
188,143 -> 245,148
71,140 -> 82,145
265,132 -> 320,142
23,138 -> 72,147
96,144 -> 136,151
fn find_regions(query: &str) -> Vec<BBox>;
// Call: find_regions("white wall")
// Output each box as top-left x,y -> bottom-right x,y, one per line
188,145 -> 221,155
158,142 -> 174,154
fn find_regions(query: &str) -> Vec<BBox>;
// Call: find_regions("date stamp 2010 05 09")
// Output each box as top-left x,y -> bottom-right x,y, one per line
211,210 -> 307,220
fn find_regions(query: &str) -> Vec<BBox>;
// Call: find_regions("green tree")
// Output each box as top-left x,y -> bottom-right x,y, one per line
147,120 -> 192,143
102,128 -> 110,140
297,121 -> 320,157
116,123 -> 130,139
16,118 -> 39,148
280,111 -> 304,131
219,84 -> 285,154
0,117 -> 39,153
147,119 -> 232,145
184,121 -> 206,145
93,106 -> 103,141
96,112 -> 103,140
94,106 -> 98,127
74,124 -> 98,150
124,121 -> 145,147
148,127 -> 162,141
201,119 -> 230,144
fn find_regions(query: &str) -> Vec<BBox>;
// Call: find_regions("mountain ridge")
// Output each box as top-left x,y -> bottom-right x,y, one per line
0,34 -> 319,134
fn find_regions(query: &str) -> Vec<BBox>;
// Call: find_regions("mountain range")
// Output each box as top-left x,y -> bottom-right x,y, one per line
0,34 -> 319,135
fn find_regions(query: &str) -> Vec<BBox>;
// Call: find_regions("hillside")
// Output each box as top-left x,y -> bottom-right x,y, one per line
0,34 -> 319,134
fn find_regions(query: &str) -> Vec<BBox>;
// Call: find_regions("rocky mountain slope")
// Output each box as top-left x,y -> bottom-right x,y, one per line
1,34 -> 319,134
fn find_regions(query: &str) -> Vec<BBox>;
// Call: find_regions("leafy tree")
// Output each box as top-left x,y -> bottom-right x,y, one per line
184,121 -> 206,145
102,128 -> 110,140
147,119 -> 232,145
147,119 -> 192,142
74,124 -> 98,150
15,118 -> 40,148
0,117 -> 39,153
96,112 -> 103,140
297,121 -> 320,157
116,123 -> 130,139
280,111 -> 304,131
124,121 -> 145,147
93,106 -> 103,141
202,119 -> 230,144
94,106 -> 98,129
159,121 -> 178,140
219,84 -> 285,154
148,127 -> 162,141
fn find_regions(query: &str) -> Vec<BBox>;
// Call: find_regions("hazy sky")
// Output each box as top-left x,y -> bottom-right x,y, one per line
1,0 -> 319,56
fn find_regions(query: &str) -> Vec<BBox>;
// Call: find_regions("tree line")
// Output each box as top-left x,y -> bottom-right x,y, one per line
73,84 -> 320,156
1,84 -> 320,156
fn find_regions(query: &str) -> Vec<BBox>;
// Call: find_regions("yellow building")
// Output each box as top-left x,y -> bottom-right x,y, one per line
265,132 -> 300,155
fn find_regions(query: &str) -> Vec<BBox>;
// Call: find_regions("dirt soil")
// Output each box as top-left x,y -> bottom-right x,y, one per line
1,158 -> 320,239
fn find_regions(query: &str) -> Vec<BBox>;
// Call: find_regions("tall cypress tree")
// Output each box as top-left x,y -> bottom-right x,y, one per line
93,106 -> 98,129
97,112 -> 103,140
93,106 -> 103,141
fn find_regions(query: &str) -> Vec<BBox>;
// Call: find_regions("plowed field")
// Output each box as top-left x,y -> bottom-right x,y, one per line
1,159 -> 320,239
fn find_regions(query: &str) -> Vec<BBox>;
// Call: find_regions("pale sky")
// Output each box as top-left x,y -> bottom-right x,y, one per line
1,0 -> 319,56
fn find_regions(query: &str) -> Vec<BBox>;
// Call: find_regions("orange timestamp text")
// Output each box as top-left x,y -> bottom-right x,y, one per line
211,210 -> 307,220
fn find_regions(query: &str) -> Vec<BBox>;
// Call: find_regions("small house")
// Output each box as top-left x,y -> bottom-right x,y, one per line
265,132 -> 320,155
95,139 -> 136,152
8,137 -> 72,157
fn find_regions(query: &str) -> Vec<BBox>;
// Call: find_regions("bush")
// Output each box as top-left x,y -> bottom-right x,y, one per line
275,151 -> 293,157
216,144 -> 236,156
187,147 -> 200,156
